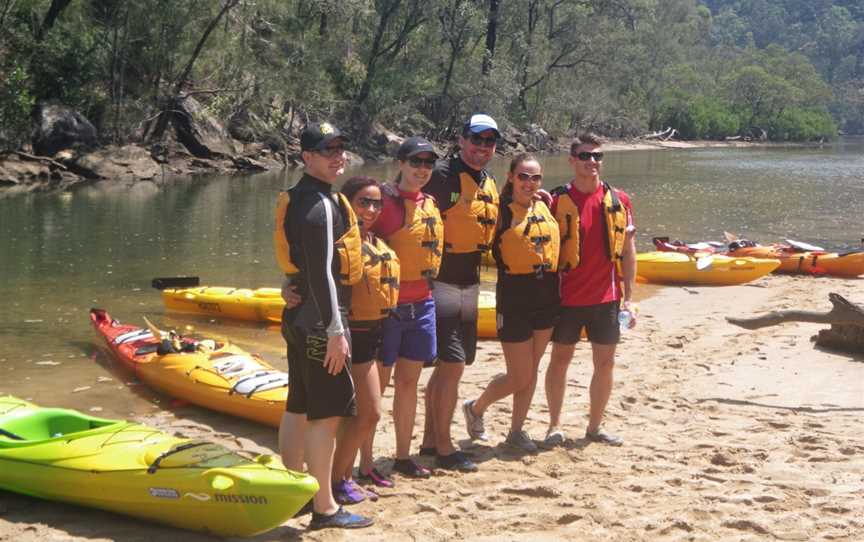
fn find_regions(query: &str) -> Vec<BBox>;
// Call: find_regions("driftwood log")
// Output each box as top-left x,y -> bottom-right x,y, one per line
726,293 -> 864,353
642,127 -> 678,141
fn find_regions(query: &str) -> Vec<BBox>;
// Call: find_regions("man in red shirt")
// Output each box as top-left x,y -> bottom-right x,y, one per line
544,133 -> 637,447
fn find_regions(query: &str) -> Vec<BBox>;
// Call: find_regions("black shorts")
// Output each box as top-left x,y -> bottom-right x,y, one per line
497,306 -> 559,343
552,301 -> 620,345
349,322 -> 383,364
283,325 -> 357,420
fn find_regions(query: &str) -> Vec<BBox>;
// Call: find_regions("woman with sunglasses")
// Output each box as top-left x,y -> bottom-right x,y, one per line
365,137 -> 443,482
461,154 -> 560,452
330,176 -> 400,505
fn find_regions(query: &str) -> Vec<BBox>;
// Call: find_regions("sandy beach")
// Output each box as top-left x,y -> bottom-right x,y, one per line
1,273 -> 862,541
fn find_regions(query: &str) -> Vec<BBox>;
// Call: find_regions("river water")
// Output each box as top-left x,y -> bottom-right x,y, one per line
1,140 -> 862,414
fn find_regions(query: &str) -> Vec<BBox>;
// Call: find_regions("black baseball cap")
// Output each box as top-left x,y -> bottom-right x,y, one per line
397,137 -> 439,160
300,122 -> 349,151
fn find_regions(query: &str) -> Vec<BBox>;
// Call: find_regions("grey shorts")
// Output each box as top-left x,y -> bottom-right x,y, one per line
431,281 -> 479,365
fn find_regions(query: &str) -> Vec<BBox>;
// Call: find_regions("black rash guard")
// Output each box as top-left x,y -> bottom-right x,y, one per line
422,155 -> 489,286
282,174 -> 351,336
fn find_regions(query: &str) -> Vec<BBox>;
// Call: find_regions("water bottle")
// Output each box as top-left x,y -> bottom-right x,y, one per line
618,308 -> 633,332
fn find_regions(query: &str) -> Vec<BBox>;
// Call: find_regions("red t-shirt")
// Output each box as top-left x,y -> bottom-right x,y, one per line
553,182 -> 634,307
372,187 -> 433,304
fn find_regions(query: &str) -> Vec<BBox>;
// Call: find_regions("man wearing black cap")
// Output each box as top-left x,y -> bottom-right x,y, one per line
419,114 -> 501,472
275,122 -> 373,529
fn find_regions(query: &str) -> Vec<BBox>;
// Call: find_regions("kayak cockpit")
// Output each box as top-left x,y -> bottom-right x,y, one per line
0,409 -> 124,445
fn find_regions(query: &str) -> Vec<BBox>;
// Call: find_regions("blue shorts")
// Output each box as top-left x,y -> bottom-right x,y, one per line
380,299 -> 437,367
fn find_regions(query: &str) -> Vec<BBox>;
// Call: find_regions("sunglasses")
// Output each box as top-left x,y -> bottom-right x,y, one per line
468,134 -> 498,148
573,151 -> 604,162
316,146 -> 346,158
357,197 -> 384,210
407,156 -> 436,168
516,172 -> 543,183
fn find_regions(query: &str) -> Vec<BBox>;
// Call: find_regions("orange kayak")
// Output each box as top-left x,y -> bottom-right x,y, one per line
90,309 -> 287,427
728,246 -> 864,277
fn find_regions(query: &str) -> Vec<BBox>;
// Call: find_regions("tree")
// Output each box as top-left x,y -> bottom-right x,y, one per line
350,0 -> 426,132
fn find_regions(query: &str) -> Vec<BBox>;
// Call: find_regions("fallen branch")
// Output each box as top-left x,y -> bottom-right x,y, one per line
726,293 -> 864,330
13,151 -> 68,170
641,127 -> 677,141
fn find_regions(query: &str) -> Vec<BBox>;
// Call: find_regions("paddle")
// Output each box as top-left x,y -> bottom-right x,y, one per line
142,316 -> 167,341
152,276 -> 200,290
785,239 -> 825,252
695,254 -> 714,270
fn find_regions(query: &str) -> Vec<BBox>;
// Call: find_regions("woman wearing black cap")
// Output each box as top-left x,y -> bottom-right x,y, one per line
364,137 -> 444,482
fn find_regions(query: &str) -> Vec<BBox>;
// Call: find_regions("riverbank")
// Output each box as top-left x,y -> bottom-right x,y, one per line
2,273 -> 862,541
0,135 -> 823,195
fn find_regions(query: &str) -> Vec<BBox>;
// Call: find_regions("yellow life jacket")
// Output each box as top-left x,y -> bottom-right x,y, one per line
442,171 -> 499,253
273,190 -> 363,285
553,182 -> 628,274
349,236 -> 400,321
497,199 -> 560,276
383,185 -> 443,281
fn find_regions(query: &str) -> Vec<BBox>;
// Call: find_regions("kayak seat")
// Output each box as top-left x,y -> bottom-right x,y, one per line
135,343 -> 160,356
0,409 -> 117,441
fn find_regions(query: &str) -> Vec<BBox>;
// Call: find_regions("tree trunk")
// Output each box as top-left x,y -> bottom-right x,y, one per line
146,0 -> 241,144
35,0 -> 72,41
727,293 -> 864,353
518,1 -> 540,112
173,0 -> 241,96
0,0 -> 19,29
482,0 -> 500,76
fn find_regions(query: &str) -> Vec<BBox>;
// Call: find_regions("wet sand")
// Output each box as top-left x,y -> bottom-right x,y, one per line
1,274 -> 863,541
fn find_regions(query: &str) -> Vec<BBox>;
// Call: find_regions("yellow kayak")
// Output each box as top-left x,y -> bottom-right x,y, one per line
91,309 -> 287,427
477,291 -> 497,339
156,277 -> 500,339
161,285 -> 285,323
0,396 -> 317,537
636,251 -> 780,285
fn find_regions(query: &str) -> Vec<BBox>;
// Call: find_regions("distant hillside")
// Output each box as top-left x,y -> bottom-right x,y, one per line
700,0 -> 864,133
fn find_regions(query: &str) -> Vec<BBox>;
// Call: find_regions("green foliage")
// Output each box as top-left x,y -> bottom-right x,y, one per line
0,64 -> 36,148
766,108 -> 837,141
658,94 -> 740,139
2,0 -> 858,151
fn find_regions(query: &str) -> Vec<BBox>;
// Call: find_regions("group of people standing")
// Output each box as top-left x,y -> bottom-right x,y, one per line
274,114 -> 637,530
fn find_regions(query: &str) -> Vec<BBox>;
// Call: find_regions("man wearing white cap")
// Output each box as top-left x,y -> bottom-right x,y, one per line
420,113 -> 501,472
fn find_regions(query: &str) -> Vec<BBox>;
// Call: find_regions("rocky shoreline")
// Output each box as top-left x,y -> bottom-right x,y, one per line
0,101 -> 821,194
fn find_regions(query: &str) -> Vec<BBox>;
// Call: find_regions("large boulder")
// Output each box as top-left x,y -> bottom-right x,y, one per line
154,96 -> 235,159
371,124 -> 403,157
31,104 -> 98,157
523,123 -> 552,151
227,106 -> 269,143
71,145 -> 162,180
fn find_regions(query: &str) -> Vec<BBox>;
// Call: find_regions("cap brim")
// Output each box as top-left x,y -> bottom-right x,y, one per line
468,125 -> 500,137
314,133 -> 349,150
405,148 -> 440,159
